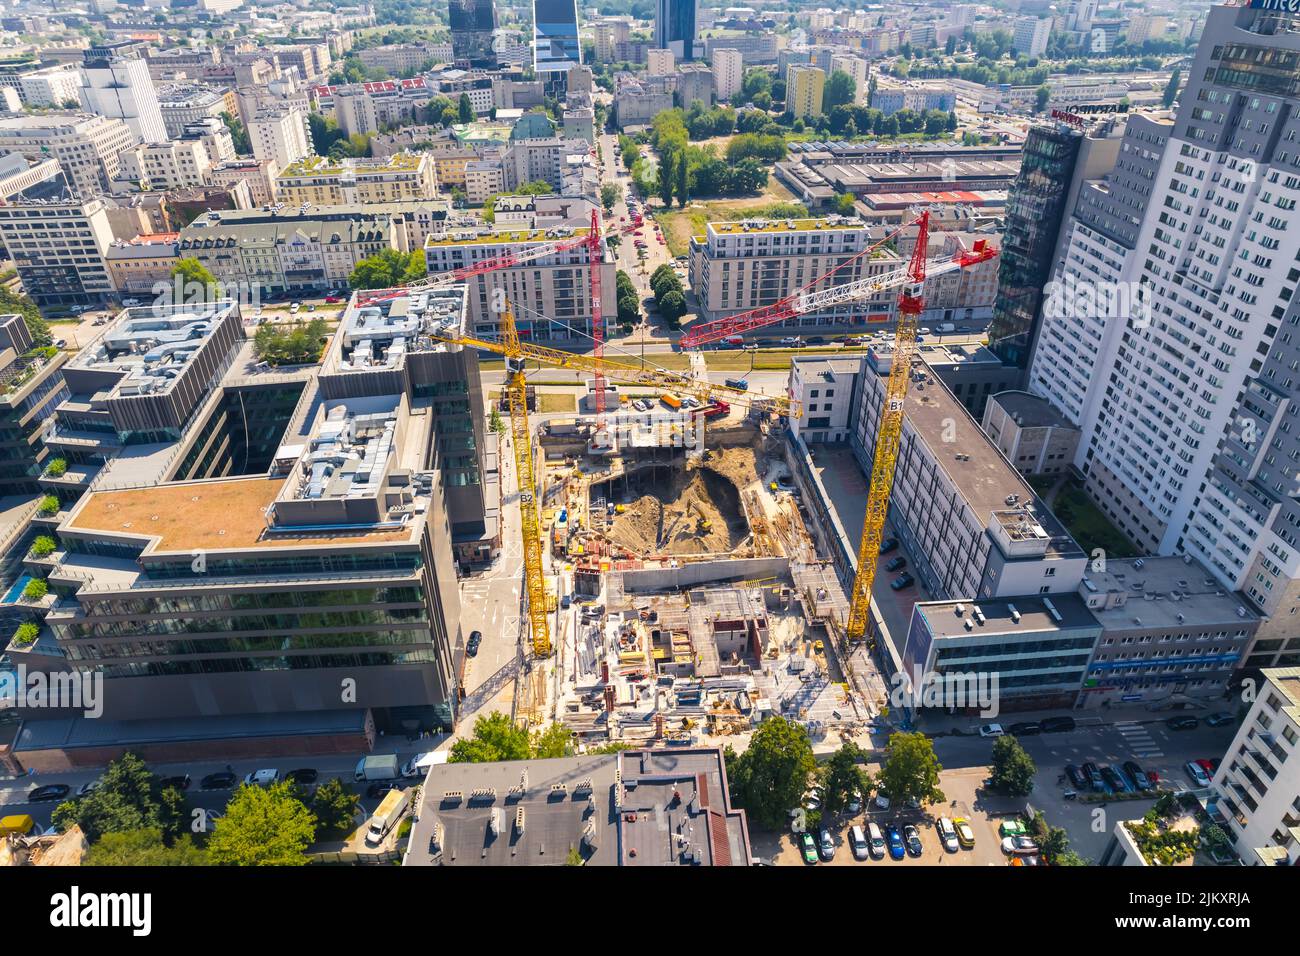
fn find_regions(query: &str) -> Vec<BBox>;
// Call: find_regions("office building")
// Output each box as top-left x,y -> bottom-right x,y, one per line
104,233 -> 180,297
712,47 -> 743,102
786,66 -> 825,121
1209,667 -> 1300,865
118,140 -> 213,191
981,391 -> 1080,477
1077,556 -> 1257,710
0,192 -> 116,308
156,83 -> 237,140
533,0 -> 583,77
0,314 -> 69,497
787,357 -> 859,444
870,82 -> 955,116
79,42 -> 168,145
647,49 -> 676,76
656,0 -> 699,61
249,105 -> 313,174
1012,16 -> 1052,58
593,17 -> 632,63
422,225 -> 614,342
1059,6 -> 1300,668
674,63 -> 714,109
15,66 -> 82,109
405,748 -> 751,866
902,594 -> 1101,713
0,114 -> 138,198
853,351 -> 1087,602
449,0 -> 498,68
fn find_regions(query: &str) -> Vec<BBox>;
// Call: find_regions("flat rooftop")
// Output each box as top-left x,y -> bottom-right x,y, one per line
916,592 -> 1099,639
1082,556 -> 1260,630
66,301 -> 236,398
424,226 -> 589,248
1263,666 -> 1300,726
990,390 -> 1076,429
330,287 -> 469,373
405,748 -> 750,867
708,216 -> 865,236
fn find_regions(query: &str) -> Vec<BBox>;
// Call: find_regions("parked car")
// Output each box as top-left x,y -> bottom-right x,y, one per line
1100,765 -> 1130,794
890,573 -> 915,590
885,556 -> 907,573
886,824 -> 906,860
466,630 -> 482,657
799,831 -> 819,864
954,817 -> 976,848
1195,758 -> 1217,777
847,791 -> 863,814
159,774 -> 191,792
367,781 -> 401,799
29,784 -> 70,802
200,771 -> 236,790
903,824 -> 923,857
868,821 -> 886,859
803,788 -> 822,812
849,825 -> 870,861
1184,761 -> 1211,788
1082,762 -> 1105,791
818,828 -> 836,861
873,792 -> 890,812
1008,721 -> 1041,736
1065,765 -> 1087,790
937,816 -> 959,852
244,769 -> 279,787
77,779 -> 102,797
1205,712 -> 1235,728
1123,761 -> 1153,791
978,723 -> 1005,738
286,769 -> 318,786
324,295 -> 342,304
879,538 -> 899,554
1040,716 -> 1076,733
1002,835 -> 1039,855
1166,715 -> 1200,731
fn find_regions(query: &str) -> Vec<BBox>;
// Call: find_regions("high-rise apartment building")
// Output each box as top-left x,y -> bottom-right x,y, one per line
249,104 -> 312,174
0,192 -> 116,308
0,113 -> 138,198
655,0 -> 699,61
1033,5 -> 1300,673
712,48 -> 743,102
449,0 -> 498,69
79,41 -> 168,145
1012,16 -> 1052,58
786,65 -> 825,121
830,54 -> 869,106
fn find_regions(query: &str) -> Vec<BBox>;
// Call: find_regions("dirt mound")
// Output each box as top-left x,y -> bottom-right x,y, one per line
606,468 -> 747,556
705,444 -> 763,490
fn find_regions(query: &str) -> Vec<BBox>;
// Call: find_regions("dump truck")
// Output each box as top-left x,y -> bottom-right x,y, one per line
364,788 -> 411,847
0,815 -> 36,837
354,754 -> 401,782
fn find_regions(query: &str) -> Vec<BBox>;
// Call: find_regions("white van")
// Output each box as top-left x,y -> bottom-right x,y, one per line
401,751 -> 443,778
244,768 -> 279,787
867,821 -> 886,860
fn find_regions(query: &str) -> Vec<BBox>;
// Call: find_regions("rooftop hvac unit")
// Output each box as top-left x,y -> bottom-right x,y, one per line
1008,604 -> 1021,623
955,603 -> 965,616
964,618 -> 973,630
489,806 -> 503,837
514,807 -> 525,836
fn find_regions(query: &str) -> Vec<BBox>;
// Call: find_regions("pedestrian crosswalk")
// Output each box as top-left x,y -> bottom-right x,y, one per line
1115,721 -> 1163,759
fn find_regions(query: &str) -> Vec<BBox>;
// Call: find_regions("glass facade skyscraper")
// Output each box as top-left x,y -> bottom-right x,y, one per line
450,0 -> 498,69
655,0 -> 699,60
533,0 -> 582,75
986,123 -> 1083,370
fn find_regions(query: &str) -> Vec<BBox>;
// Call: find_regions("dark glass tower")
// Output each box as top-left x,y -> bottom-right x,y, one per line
450,0 -> 498,69
655,0 -> 698,61
987,122 -> 1083,370
533,0 -> 582,76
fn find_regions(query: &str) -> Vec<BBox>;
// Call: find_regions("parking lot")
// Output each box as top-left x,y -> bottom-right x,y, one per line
756,767 -> 1023,866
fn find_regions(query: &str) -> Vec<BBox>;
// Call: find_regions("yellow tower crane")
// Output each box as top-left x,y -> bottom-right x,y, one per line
502,304 -> 551,658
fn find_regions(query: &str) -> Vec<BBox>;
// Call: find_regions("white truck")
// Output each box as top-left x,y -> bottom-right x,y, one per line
937,322 -> 956,333
364,788 -> 410,847
401,751 -> 444,778
354,754 -> 400,782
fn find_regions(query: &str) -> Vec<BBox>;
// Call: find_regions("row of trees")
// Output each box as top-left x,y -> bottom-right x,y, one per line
51,752 -> 361,866
649,264 -> 687,327
648,109 -> 769,208
252,318 -> 331,367
348,249 -> 428,289
615,270 -> 640,331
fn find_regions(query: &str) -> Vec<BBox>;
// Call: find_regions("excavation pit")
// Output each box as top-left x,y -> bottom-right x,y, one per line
594,462 -> 749,556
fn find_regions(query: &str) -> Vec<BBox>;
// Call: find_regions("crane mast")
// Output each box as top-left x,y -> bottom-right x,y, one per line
502,304 -> 550,658
846,212 -> 933,641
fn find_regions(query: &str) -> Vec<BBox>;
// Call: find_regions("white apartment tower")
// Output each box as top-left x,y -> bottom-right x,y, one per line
1012,17 -> 1052,58
249,105 -> 312,174
712,48 -> 742,102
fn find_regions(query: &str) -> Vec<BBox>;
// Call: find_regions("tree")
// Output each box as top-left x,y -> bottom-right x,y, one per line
676,151 -> 689,207
220,111 -> 251,154
723,716 -> 817,830
457,92 -> 475,124
208,781 -> 317,866
945,35 -> 958,56
449,711 -> 531,763
489,406 -> 506,434
600,182 -> 621,211
348,249 -> 427,289
832,193 -> 857,216
821,742 -> 871,815
530,722 -> 574,759
170,257 -> 218,303
84,829 -> 209,866
1162,68 -> 1181,108
308,112 -> 347,155
253,318 -> 330,366
877,731 -> 945,807
1041,825 -> 1072,864
988,735 -> 1036,796
1034,85 -> 1051,113
658,151 -> 674,208
309,778 -> 360,837
50,752 -> 187,844
824,70 -> 857,112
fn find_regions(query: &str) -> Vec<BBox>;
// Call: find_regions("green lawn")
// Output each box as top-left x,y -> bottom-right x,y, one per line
1049,482 -> 1141,559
